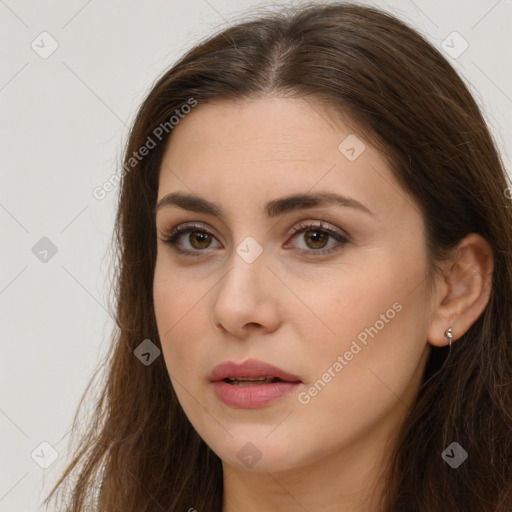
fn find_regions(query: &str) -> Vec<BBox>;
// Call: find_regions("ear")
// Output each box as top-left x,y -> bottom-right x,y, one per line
427,233 -> 494,347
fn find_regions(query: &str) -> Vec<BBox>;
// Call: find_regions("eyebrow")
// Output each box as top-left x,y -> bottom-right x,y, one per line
154,190 -> 373,219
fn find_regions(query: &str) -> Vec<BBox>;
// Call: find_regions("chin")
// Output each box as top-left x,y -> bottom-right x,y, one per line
210,434 -> 312,473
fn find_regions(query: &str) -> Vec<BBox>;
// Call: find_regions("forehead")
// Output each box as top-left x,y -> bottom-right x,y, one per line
156,96 -> 408,222
162,96 -> 356,160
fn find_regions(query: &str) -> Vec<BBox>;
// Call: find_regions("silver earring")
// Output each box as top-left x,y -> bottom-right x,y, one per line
444,327 -> 453,347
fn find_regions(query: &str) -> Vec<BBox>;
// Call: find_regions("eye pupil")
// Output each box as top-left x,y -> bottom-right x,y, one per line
163,222 -> 345,256
305,230 -> 328,249
190,232 -> 211,249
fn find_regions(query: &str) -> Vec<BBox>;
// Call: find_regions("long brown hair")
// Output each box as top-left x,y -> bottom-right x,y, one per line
43,2 -> 512,510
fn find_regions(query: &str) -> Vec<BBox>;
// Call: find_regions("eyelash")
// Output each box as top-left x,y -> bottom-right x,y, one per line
160,221 -> 350,257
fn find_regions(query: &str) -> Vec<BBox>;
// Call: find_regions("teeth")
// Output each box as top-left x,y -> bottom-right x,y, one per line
225,376 -> 280,386
228,376 -> 268,381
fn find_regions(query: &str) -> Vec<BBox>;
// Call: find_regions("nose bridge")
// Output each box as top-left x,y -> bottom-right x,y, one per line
223,237 -> 268,299
212,235 -> 281,333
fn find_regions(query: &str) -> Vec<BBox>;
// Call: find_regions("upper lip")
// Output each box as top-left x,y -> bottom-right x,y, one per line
210,358 -> 302,383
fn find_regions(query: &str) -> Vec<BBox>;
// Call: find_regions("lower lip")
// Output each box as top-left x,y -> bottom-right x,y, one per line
212,380 -> 301,408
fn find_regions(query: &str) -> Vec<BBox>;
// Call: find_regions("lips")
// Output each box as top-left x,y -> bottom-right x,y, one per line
209,359 -> 302,384
210,359 -> 302,409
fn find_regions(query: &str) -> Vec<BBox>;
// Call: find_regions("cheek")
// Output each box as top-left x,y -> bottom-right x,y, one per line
153,268 -> 219,445
294,249 -> 430,417
289,253 -> 400,356
153,260 -> 206,374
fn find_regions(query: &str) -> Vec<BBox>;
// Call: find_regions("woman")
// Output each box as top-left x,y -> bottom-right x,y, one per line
44,2 -> 512,511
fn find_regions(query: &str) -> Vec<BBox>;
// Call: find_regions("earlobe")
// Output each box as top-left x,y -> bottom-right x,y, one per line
427,233 -> 494,348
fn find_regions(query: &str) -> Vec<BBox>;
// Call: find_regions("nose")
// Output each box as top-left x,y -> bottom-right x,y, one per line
212,246 -> 281,338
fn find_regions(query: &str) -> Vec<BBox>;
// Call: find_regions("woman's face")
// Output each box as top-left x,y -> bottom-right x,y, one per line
153,96 -> 434,474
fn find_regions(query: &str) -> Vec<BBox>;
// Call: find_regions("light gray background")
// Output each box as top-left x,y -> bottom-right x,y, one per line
1,1 -> 511,510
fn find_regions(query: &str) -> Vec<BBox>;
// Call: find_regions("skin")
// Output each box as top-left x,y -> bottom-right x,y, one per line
153,96 -> 494,511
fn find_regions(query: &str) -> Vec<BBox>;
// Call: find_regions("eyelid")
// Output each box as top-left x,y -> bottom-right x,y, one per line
161,221 -> 222,256
284,220 -> 349,254
159,219 -> 350,255
286,219 -> 347,238
166,221 -> 218,240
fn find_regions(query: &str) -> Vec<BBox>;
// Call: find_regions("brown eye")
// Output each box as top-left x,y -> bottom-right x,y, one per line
286,221 -> 349,255
162,223 -> 221,254
161,221 -> 349,257
303,229 -> 329,249
188,231 -> 213,249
